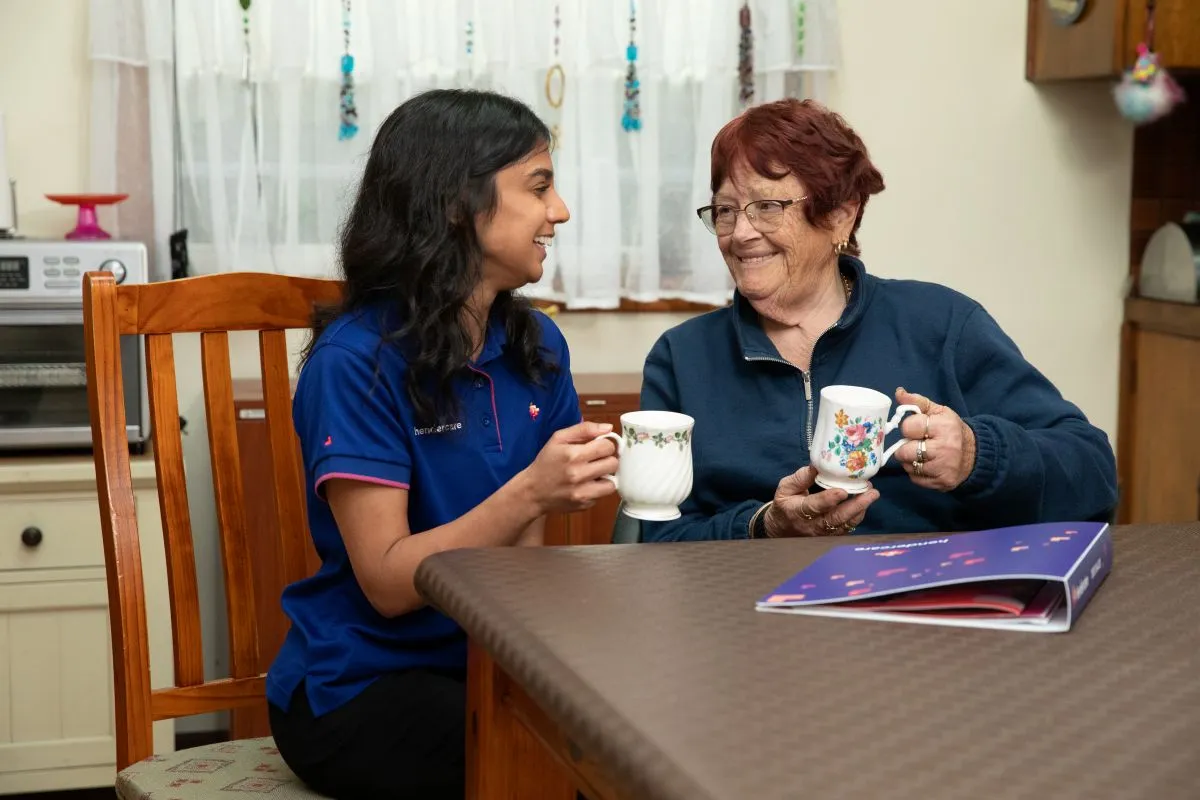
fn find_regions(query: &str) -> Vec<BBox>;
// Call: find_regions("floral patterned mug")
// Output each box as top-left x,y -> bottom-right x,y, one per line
810,385 -> 920,494
596,410 -> 695,521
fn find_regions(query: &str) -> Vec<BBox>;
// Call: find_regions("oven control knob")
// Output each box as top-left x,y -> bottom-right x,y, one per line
99,259 -> 127,284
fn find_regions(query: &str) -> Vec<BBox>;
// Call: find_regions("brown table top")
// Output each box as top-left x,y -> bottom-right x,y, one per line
415,524 -> 1200,800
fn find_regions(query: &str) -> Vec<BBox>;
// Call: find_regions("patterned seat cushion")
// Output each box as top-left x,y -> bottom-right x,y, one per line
116,737 -> 329,799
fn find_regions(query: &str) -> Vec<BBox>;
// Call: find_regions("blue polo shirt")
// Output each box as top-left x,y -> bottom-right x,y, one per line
265,302 -> 581,718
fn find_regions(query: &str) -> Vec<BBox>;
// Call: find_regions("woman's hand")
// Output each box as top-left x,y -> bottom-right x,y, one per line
763,466 -> 879,537
523,421 -> 620,514
894,387 -> 977,491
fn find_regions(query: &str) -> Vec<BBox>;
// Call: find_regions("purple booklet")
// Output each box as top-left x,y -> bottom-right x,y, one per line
756,522 -> 1112,632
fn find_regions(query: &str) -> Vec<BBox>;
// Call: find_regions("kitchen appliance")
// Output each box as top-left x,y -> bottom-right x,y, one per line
1139,214 -> 1200,303
0,238 -> 149,452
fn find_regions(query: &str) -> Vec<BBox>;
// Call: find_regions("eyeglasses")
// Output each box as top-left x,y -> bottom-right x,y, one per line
695,196 -> 807,236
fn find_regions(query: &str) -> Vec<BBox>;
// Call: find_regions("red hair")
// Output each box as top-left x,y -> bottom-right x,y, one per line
710,98 -> 885,256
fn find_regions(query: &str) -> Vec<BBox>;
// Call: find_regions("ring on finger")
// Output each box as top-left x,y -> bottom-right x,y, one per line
922,415 -> 931,440
915,439 -> 927,465
799,496 -> 816,521
842,522 -> 857,534
823,518 -> 841,533
914,459 -> 925,478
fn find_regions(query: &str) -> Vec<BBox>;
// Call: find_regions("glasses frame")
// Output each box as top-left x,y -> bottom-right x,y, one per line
695,196 -> 808,236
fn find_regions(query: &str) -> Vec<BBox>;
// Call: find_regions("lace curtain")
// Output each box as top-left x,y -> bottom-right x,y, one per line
90,0 -> 840,306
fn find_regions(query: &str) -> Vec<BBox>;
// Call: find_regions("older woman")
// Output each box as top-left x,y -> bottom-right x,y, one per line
639,99 -> 1117,540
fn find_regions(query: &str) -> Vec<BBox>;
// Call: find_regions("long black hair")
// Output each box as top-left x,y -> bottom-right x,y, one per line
304,89 -> 558,426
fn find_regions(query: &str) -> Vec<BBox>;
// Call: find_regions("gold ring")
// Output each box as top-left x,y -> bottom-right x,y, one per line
842,523 -> 857,534
923,415 -> 931,440
799,496 -> 816,521
545,63 -> 565,109
824,519 -> 841,533
916,439 -> 927,464
914,460 -> 925,478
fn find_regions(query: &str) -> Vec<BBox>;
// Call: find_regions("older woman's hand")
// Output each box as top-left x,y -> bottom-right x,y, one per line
894,388 -> 977,492
762,466 -> 880,537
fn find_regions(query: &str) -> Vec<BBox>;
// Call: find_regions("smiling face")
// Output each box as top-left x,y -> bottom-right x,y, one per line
713,164 -> 855,316
476,145 -> 570,293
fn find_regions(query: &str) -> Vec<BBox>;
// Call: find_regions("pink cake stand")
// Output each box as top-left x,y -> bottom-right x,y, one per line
45,193 -> 129,240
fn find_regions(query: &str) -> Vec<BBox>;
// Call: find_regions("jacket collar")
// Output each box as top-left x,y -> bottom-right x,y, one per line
732,254 -> 871,359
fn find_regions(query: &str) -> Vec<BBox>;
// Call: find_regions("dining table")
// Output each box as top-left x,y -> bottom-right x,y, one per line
414,522 -> 1200,800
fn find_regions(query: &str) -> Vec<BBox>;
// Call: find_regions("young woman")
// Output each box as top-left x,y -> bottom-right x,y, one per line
266,89 -> 618,799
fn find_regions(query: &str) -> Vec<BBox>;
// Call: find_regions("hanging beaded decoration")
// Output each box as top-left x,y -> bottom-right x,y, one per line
465,19 -> 474,56
238,0 -> 265,204
239,0 -> 252,84
621,0 -> 641,131
545,3 -> 565,144
339,0 -> 359,140
795,1 -> 806,59
738,2 -> 754,107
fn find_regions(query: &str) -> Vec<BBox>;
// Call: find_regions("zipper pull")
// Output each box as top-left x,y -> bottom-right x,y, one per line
802,371 -> 812,401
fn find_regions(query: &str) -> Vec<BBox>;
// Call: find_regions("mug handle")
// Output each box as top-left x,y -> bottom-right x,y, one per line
880,404 -> 922,464
595,431 -> 625,487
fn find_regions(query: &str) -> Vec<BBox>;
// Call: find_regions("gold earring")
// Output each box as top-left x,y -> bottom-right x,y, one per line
832,238 -> 848,255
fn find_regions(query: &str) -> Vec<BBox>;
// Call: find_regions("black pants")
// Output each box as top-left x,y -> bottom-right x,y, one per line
269,669 -> 466,799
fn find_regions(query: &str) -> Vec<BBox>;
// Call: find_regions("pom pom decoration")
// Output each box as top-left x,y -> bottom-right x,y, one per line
1113,43 -> 1185,125
1113,2 -> 1185,126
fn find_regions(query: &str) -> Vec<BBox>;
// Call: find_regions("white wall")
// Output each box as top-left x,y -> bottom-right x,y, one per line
0,0 -> 92,237
827,0 -> 1131,437
3,0 -> 1132,731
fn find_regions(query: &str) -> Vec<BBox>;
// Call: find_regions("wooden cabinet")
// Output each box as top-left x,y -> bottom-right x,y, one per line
228,382 -> 320,742
1115,77 -> 1200,524
229,371 -> 641,739
544,373 -> 642,548
0,454 -> 174,794
1118,301 -> 1200,522
1026,0 -> 1200,81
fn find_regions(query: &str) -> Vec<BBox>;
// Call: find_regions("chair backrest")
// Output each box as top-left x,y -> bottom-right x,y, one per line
611,506 -> 642,544
83,270 -> 342,770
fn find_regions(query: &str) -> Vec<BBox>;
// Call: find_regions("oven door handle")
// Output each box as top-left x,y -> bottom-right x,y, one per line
0,307 -> 84,325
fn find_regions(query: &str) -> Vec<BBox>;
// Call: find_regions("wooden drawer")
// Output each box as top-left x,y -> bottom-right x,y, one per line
0,494 -> 104,572
576,373 -> 642,418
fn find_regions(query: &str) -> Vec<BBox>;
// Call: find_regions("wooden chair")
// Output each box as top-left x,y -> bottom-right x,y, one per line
83,270 -> 341,797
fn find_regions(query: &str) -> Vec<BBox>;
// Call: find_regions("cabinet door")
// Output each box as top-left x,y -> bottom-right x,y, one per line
543,512 -> 571,547
0,486 -> 174,793
1128,330 -> 1200,523
0,578 -> 114,794
569,408 -> 627,546
0,575 -> 171,794
1123,0 -> 1200,72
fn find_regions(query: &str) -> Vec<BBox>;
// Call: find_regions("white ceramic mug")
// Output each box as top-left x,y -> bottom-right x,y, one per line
809,385 -> 920,494
597,410 -> 695,521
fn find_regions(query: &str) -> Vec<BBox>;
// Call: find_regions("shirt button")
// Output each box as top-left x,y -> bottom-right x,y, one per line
482,416 -> 491,427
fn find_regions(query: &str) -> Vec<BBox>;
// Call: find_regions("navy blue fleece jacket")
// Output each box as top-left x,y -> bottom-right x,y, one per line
639,255 -> 1118,540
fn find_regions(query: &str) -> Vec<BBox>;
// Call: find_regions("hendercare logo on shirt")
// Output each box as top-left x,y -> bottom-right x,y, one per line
413,422 -> 463,436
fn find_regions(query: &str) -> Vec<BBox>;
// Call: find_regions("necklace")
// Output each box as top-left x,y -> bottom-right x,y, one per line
840,273 -> 853,302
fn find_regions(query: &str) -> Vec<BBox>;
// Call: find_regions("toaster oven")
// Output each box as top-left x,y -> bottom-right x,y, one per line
0,238 -> 149,453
